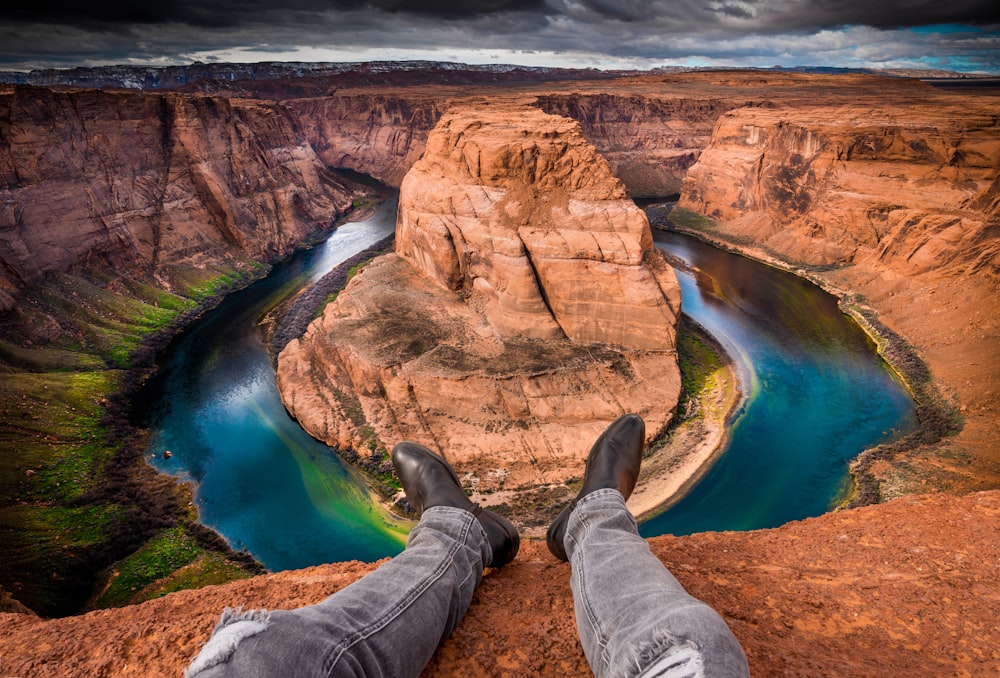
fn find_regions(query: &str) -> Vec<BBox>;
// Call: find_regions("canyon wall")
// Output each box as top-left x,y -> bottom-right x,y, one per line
676,86 -> 1000,495
277,105 -> 682,507
0,86 -> 355,311
680,102 -> 1000,276
533,92 -> 742,197
287,94 -> 443,186
286,87 -> 750,197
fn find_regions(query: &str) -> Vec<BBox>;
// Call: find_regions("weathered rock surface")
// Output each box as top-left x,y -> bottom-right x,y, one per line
396,106 -> 681,348
675,86 -> 1000,495
288,93 -> 443,186
680,101 -> 1000,275
0,86 -> 354,311
287,81 -> 755,197
278,106 -> 681,501
534,92 -> 744,197
2,489 -> 996,677
2,70 -> 999,671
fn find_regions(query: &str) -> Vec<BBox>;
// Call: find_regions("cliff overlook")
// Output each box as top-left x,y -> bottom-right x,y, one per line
0,68 -> 997,672
2,489 -> 996,676
277,105 -> 682,515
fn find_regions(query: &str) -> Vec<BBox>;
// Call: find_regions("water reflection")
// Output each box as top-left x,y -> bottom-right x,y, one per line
139,200 -> 408,571
640,231 -> 917,536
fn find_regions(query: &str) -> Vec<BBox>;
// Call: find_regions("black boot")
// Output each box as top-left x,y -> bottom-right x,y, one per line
392,441 -> 520,568
546,414 -> 645,561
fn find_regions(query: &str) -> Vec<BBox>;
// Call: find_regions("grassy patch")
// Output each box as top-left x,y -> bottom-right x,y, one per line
0,503 -> 122,615
186,270 -> 246,303
677,327 -> 724,409
130,551 -> 252,604
674,317 -> 731,423
93,526 -> 203,608
667,206 -> 718,232
0,341 -> 105,372
12,272 -> 194,368
0,261 -> 266,616
0,371 -> 119,503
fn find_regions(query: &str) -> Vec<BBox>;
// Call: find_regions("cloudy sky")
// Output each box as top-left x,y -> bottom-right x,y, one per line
1,1 -> 997,73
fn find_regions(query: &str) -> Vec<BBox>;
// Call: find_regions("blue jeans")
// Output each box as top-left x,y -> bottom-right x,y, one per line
186,506 -> 489,677
188,494 -> 747,677
565,489 -> 748,677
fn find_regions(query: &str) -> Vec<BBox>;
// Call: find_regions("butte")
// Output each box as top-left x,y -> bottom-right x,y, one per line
277,104 -> 683,517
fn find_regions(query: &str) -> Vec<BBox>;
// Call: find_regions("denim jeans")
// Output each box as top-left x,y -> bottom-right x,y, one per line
186,505 -> 490,677
565,489 -> 749,678
188,493 -> 748,678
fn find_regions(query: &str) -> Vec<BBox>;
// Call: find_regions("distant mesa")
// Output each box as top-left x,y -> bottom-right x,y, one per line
277,105 -> 683,512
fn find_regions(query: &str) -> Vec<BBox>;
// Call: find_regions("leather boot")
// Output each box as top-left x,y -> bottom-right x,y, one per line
392,441 -> 520,568
546,413 -> 645,561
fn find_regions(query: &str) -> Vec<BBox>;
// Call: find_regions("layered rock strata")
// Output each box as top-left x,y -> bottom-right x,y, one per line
677,92 -> 1000,493
0,86 -> 354,311
288,94 -> 443,187
278,105 -> 682,500
534,92 -> 742,197
681,103 -> 1000,275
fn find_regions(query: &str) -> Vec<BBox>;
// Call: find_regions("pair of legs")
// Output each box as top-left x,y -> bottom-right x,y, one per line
187,415 -> 748,677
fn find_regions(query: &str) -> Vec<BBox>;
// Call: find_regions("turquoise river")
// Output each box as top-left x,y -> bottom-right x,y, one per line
139,200 -> 917,570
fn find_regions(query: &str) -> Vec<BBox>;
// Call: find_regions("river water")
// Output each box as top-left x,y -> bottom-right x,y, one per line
139,202 -> 916,570
139,200 -> 408,571
640,231 -> 917,536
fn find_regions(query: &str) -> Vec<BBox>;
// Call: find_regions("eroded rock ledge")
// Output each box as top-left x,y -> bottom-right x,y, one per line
277,106 -> 682,507
3,489 -> 996,676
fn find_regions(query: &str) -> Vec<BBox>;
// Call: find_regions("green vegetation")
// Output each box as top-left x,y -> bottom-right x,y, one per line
0,263 -> 265,617
0,372 -> 118,503
94,527 -> 202,607
131,552 -> 252,604
185,269 -> 250,303
666,206 -> 718,232
313,292 -> 339,319
676,325 -> 725,414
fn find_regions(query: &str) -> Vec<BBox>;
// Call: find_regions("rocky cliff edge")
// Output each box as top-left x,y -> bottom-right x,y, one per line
2,488 -> 996,676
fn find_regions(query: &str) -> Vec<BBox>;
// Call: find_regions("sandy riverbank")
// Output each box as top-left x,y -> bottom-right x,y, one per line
468,319 -> 743,539
628,341 -> 741,521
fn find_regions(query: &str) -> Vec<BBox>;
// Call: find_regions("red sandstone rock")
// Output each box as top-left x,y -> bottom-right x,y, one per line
0,86 -> 354,311
680,102 -> 1000,276
1,490 -> 996,677
396,105 -> 680,348
278,105 -> 682,503
673,86 -> 1000,494
2,71 -> 999,673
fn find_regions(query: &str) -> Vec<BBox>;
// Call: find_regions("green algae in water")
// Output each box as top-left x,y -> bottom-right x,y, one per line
640,232 -> 917,537
139,201 -> 408,572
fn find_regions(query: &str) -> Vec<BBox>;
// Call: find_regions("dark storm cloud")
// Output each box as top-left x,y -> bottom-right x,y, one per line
1,0 -> 995,31
0,0 -> 997,72
777,0 -> 996,29
1,0 -> 545,27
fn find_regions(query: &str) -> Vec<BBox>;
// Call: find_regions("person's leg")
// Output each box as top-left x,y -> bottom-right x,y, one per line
548,414 -> 748,678
187,506 -> 489,677
187,442 -> 518,678
566,489 -> 748,678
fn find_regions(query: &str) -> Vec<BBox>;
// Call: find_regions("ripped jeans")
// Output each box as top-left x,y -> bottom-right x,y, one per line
186,506 -> 489,677
565,489 -> 748,678
187,492 -> 747,678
